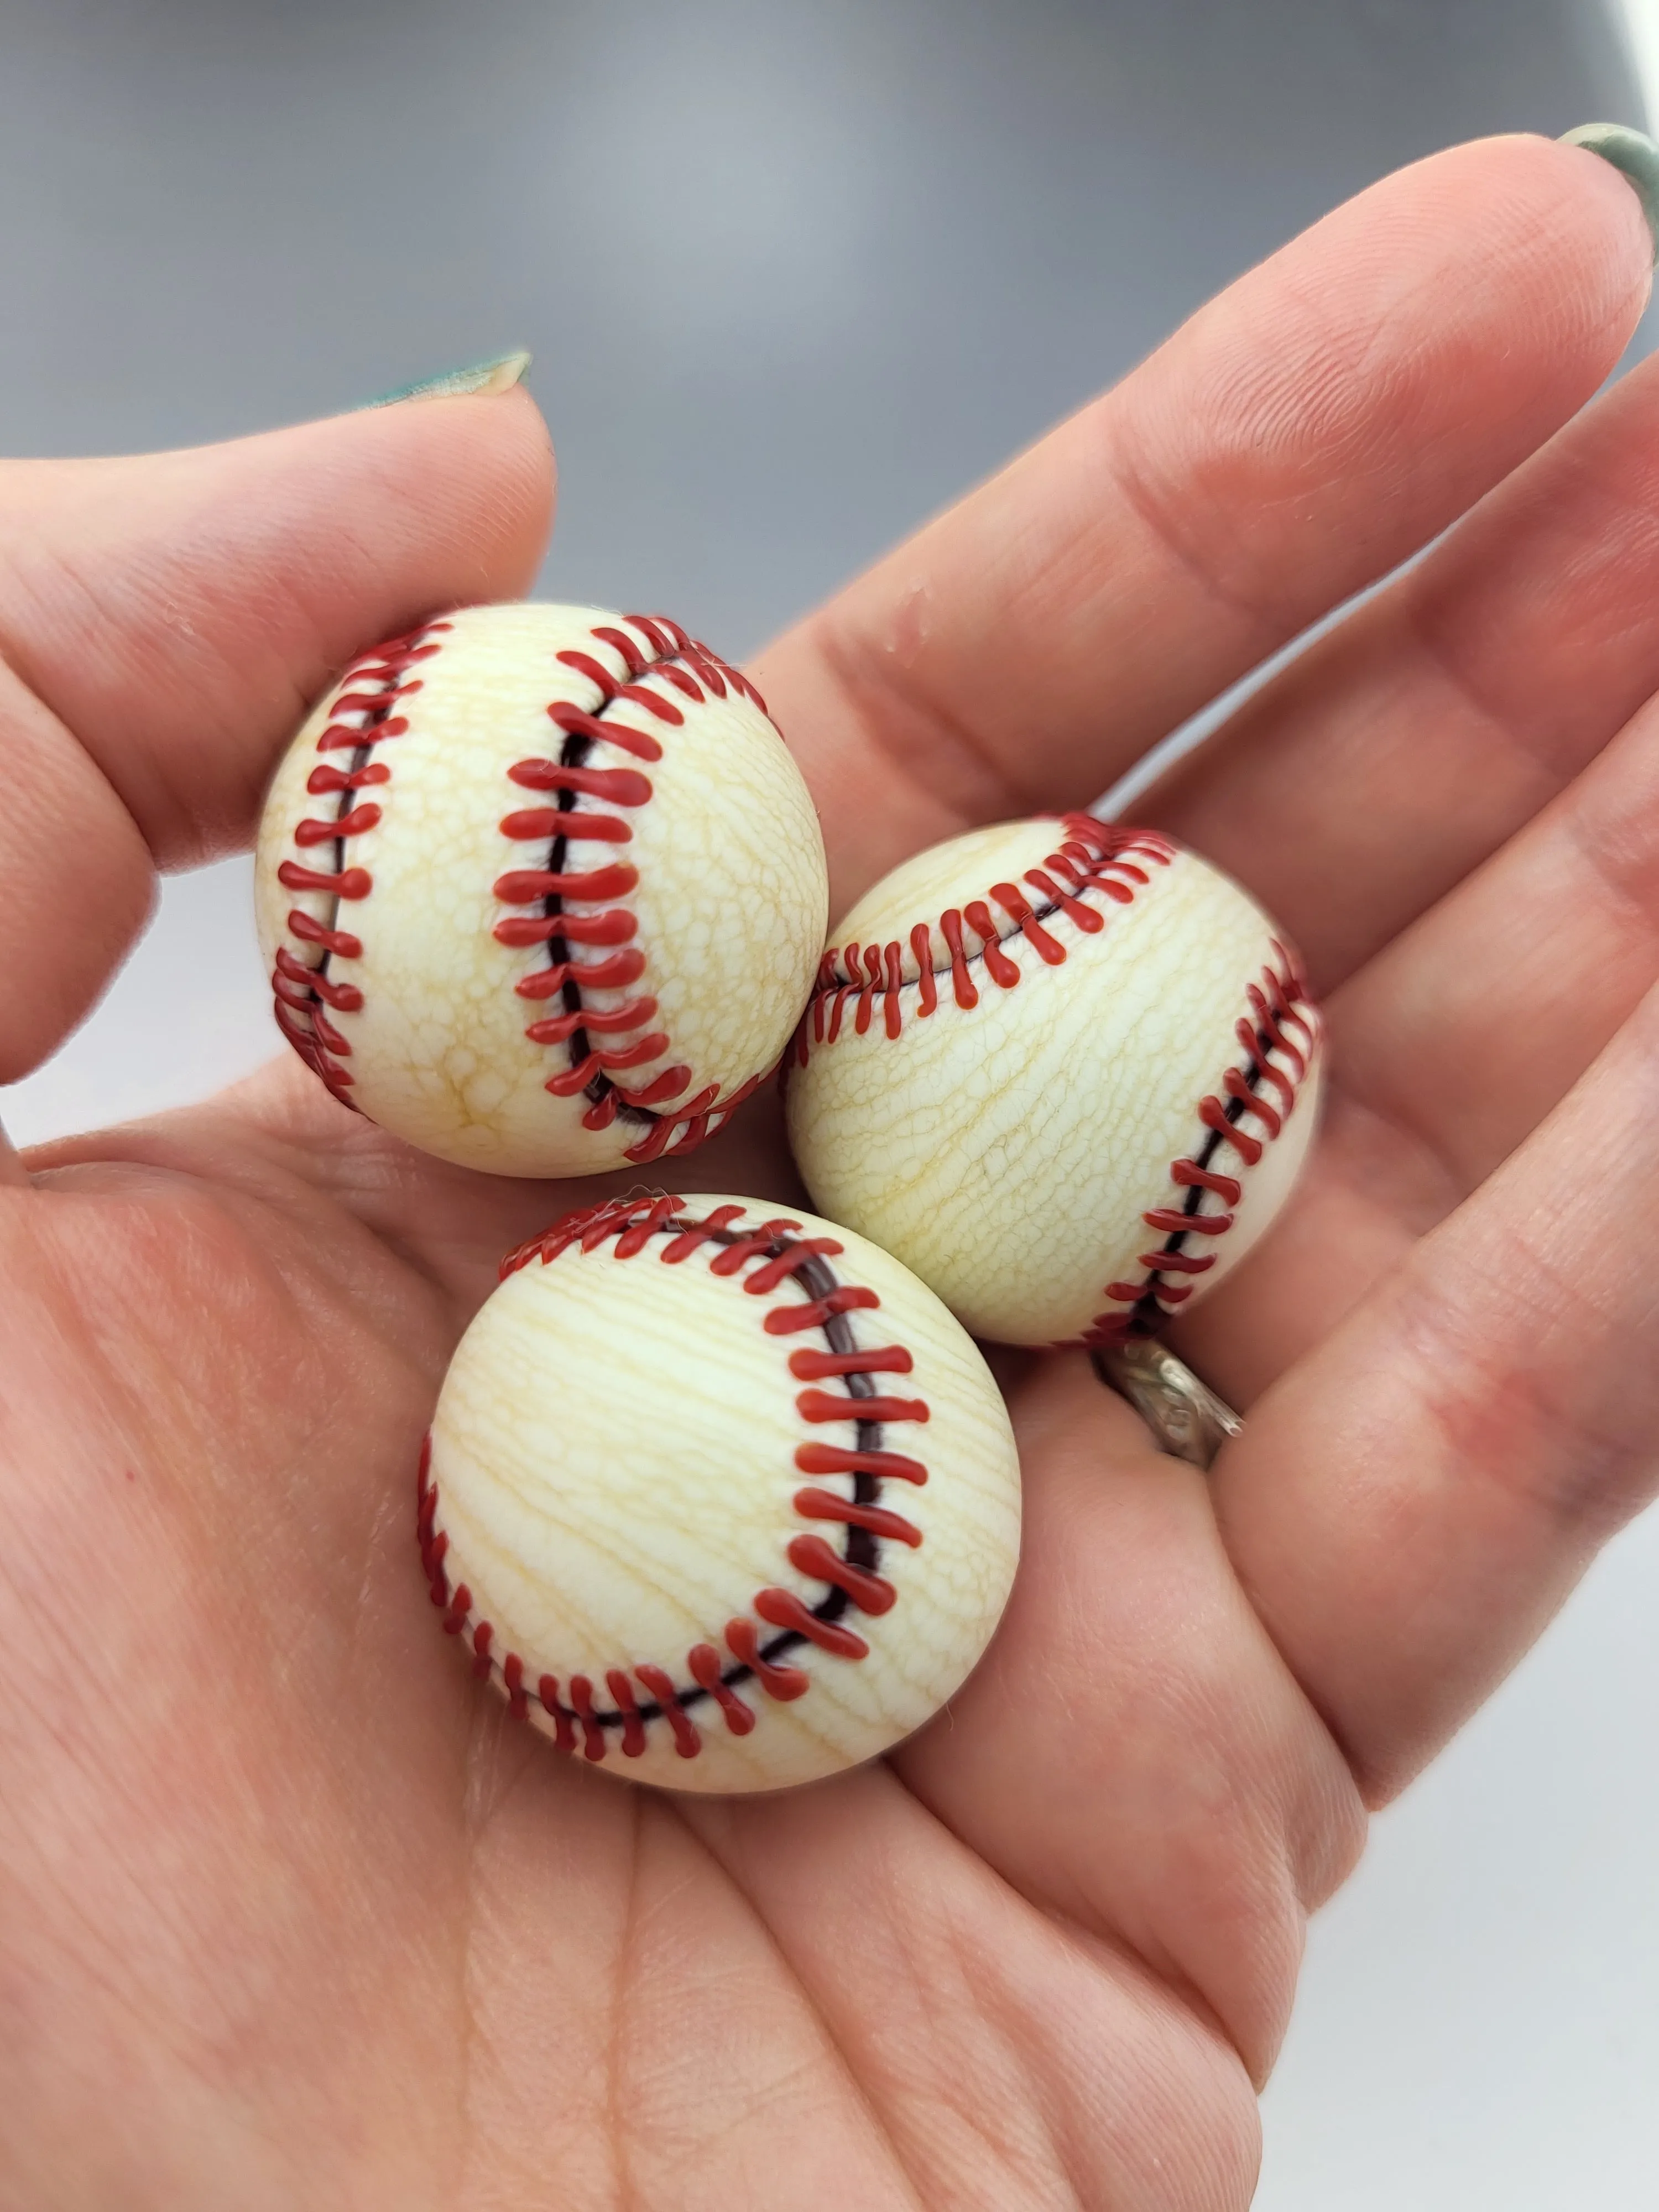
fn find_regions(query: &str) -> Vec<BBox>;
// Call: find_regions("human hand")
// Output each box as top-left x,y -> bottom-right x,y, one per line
3,131 -> 1655,2209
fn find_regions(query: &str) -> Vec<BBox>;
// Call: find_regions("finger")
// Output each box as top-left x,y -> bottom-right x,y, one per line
888,1359 -> 1362,2086
1147,344 -> 1659,992
1330,698 -> 1659,1198
752,135 -> 1651,912
0,392 -> 552,1081
1177,679 -> 1659,1404
1210,978 -> 1659,1801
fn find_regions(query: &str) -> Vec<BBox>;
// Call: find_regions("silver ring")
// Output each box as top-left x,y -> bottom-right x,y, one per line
1092,1339 -> 1242,1471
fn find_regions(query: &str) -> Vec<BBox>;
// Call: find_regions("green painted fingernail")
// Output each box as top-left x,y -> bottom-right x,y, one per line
357,349 -> 531,409
1560,123 -> 1659,263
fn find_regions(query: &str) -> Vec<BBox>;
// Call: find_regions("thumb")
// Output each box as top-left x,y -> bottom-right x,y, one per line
0,384 -> 553,1094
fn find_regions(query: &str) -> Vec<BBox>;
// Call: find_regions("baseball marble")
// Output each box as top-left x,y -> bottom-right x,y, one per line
255,602 -> 828,1175
419,1192 -> 1022,1792
786,815 -> 1322,1348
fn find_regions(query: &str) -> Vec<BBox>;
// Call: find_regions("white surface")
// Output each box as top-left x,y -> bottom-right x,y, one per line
1621,0 -> 1659,106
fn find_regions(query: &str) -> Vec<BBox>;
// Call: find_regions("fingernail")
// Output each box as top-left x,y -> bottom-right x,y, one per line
1560,123 -> 1659,264
356,349 -> 531,409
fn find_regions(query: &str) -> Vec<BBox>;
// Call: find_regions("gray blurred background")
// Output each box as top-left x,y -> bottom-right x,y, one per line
4,1 -> 1657,2201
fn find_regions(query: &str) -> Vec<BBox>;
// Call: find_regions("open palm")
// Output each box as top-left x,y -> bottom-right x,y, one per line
5,134 -> 1657,2209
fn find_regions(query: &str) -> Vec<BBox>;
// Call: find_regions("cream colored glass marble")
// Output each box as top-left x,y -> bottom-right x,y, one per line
419,1193 -> 1022,1792
255,603 -> 828,1175
786,815 -> 1323,1347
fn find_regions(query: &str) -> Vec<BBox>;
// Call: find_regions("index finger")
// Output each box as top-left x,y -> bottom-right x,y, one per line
754,134 -> 1652,914
0,392 -> 553,1094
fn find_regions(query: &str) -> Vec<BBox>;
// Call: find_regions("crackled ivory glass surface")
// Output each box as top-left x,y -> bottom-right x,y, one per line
788,817 -> 1322,1346
422,1195 -> 1022,1792
256,602 -> 828,1175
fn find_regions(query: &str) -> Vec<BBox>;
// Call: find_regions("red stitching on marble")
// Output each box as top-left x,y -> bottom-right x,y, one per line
491,614 -> 775,1164
270,623 -> 452,1105
795,815 -> 1177,1061
419,1197 -> 928,1764
1082,938 -> 1319,1345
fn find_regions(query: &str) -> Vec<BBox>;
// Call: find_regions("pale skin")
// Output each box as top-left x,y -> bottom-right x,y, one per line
2,132 -> 1656,2208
